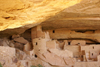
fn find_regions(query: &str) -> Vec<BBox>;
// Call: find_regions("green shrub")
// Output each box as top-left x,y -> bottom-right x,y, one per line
0,63 -> 2,67
31,66 -> 37,67
37,64 -> 43,67
31,64 -> 43,67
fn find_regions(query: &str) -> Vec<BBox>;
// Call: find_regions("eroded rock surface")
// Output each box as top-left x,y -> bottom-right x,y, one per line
0,0 -> 81,31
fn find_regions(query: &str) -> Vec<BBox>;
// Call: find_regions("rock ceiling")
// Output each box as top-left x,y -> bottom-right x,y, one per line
0,0 -> 100,36
0,0 -> 81,31
41,0 -> 100,30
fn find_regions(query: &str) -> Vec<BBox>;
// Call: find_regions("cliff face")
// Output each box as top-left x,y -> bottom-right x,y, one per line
0,0 -> 81,31
41,0 -> 100,30
1,0 -> 100,37
0,1 -> 100,67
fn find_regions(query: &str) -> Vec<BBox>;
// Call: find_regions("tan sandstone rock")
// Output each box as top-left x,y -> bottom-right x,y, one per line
0,0 -> 81,31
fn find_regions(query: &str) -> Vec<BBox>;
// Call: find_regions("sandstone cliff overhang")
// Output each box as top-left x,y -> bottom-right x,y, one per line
0,0 -> 81,31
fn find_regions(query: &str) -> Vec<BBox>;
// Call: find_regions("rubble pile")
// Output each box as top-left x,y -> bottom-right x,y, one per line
0,33 -> 51,67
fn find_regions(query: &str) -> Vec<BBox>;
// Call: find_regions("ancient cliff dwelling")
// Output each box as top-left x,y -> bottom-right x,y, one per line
0,0 -> 100,67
